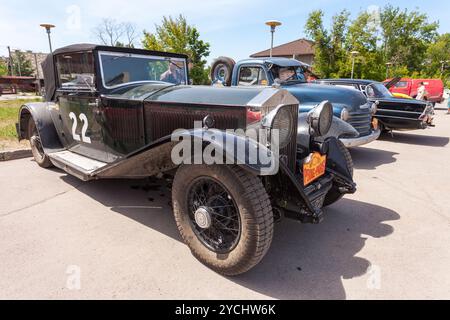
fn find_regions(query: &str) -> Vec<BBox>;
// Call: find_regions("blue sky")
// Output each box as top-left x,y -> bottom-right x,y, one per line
1,0 -> 449,64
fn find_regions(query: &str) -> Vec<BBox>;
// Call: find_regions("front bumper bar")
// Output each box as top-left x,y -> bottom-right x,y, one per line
340,129 -> 381,148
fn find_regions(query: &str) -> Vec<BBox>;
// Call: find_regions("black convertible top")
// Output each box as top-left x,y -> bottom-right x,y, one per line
42,43 -> 189,101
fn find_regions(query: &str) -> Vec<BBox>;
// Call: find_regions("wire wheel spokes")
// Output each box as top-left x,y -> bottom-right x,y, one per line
187,177 -> 241,254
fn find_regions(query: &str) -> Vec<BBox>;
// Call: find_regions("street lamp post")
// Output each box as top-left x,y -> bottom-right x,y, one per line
350,51 -> 359,79
386,62 -> 393,79
265,20 -> 282,57
40,23 -> 55,53
440,60 -> 449,74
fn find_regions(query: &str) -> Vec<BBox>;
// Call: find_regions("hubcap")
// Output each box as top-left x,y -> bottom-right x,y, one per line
194,207 -> 212,229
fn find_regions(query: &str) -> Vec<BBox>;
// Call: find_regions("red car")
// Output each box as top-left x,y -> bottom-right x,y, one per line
384,78 -> 445,105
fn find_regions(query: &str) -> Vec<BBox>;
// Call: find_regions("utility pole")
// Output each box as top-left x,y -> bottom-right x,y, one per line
7,46 -> 14,76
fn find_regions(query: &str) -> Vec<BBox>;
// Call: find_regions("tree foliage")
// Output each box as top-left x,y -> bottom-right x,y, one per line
142,15 -> 211,85
0,59 -> 8,76
305,6 -> 442,83
12,51 -> 34,77
93,19 -> 137,48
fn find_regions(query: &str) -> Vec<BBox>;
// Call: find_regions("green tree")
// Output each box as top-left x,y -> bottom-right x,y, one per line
380,5 -> 438,73
343,12 -> 384,80
305,6 -> 440,81
12,51 -> 34,77
305,10 -> 349,78
423,33 -> 450,85
142,15 -> 210,85
0,59 -> 8,76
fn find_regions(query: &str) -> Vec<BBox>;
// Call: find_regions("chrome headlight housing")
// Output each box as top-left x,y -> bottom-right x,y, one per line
261,105 -> 295,149
340,107 -> 350,121
308,101 -> 333,137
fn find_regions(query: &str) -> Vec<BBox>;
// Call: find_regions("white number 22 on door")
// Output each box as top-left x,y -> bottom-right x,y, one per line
69,112 -> 92,144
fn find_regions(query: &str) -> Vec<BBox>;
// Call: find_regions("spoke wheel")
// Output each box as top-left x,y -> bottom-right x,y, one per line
187,177 -> 241,254
172,165 -> 274,276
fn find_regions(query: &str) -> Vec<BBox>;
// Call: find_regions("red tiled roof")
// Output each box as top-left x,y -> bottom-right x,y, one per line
250,38 -> 315,57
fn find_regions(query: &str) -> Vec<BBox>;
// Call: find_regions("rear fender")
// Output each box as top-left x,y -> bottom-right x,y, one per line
17,102 -> 63,153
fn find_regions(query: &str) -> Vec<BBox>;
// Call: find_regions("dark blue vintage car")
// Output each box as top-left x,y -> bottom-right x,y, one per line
211,57 -> 380,147
316,78 -> 434,131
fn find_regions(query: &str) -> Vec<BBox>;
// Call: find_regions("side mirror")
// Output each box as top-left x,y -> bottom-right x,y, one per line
308,101 -> 333,137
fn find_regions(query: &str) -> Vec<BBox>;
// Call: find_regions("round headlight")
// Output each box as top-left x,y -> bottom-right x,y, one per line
272,107 -> 294,149
308,101 -> 333,137
340,107 -> 350,121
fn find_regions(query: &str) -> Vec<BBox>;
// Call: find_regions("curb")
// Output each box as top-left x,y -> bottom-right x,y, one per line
0,149 -> 32,161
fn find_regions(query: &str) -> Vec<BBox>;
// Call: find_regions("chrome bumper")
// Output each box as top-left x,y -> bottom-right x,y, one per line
340,129 -> 381,148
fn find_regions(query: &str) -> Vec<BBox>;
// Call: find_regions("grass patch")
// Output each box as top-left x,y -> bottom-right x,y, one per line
0,98 -> 42,140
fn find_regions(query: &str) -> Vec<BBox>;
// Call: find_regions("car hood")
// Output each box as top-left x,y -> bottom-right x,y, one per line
282,83 -> 368,110
369,96 -> 427,106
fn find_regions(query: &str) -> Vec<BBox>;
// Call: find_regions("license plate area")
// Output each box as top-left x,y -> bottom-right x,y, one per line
303,152 -> 327,186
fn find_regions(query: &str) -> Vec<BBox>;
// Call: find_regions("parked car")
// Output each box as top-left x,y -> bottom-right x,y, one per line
210,57 -> 380,148
16,44 -> 356,275
384,78 -> 444,105
317,79 -> 434,131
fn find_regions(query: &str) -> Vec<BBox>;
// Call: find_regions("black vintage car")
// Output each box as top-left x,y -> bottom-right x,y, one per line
16,44 -> 356,275
316,79 -> 434,132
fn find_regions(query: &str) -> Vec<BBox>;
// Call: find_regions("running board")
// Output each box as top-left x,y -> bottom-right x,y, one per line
48,150 -> 108,181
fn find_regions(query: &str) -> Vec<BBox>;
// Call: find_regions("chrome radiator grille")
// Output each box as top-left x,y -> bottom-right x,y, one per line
348,111 -> 372,137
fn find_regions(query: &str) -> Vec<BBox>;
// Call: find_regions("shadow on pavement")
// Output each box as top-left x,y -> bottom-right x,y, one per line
61,175 -> 399,299
350,147 -> 398,170
378,132 -> 449,147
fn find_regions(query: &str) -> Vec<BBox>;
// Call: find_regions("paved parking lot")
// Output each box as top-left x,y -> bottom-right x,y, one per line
0,107 -> 449,300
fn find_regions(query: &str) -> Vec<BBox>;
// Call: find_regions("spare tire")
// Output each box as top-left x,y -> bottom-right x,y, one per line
210,56 -> 235,86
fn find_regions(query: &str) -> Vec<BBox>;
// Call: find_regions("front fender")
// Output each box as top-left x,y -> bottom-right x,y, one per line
95,128 -> 279,179
173,128 -> 278,176
17,102 -> 63,153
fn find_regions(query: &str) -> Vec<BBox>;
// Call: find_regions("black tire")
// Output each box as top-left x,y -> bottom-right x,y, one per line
28,117 -> 53,168
172,165 -> 274,276
323,140 -> 353,207
210,57 -> 235,86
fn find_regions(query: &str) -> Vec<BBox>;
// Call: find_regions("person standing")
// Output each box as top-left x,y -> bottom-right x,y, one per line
416,82 -> 428,101
447,94 -> 450,114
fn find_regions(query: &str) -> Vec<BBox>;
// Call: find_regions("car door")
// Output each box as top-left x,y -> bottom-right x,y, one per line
54,51 -> 110,162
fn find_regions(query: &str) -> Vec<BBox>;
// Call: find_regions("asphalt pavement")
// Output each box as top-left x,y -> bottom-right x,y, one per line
0,106 -> 449,299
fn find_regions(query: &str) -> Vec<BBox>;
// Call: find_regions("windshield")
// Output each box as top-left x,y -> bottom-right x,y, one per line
270,66 -> 306,84
365,82 -> 393,98
98,51 -> 188,88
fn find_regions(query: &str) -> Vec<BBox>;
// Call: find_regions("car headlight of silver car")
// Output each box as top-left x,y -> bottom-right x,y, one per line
261,105 -> 294,149
308,101 -> 333,137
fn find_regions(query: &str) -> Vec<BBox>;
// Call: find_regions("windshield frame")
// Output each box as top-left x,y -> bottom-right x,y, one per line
268,64 -> 307,84
365,82 -> 394,99
97,50 -> 188,90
